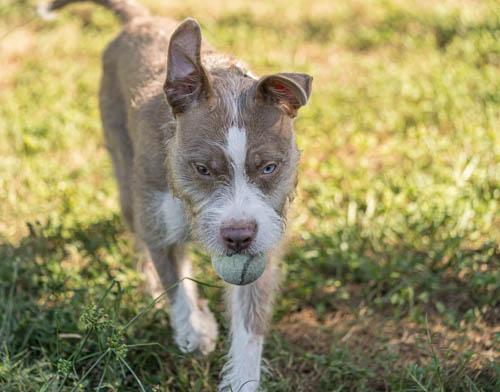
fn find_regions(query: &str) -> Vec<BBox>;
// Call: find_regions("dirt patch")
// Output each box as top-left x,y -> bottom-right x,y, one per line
0,28 -> 35,88
276,306 -> 499,370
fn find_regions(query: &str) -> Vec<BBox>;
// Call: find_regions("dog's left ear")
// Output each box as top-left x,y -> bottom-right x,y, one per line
256,73 -> 313,117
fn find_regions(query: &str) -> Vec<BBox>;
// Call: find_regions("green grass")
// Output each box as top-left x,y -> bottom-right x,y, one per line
1,0 -> 499,390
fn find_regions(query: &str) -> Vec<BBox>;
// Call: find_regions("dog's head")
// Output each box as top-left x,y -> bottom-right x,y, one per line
164,19 -> 312,258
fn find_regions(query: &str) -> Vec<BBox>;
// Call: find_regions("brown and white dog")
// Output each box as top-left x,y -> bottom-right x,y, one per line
40,1 -> 312,390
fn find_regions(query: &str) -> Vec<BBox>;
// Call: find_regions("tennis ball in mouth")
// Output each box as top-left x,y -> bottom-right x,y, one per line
211,254 -> 267,285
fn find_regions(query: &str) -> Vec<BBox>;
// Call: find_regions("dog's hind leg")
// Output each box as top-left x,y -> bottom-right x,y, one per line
219,261 -> 280,392
99,68 -> 135,230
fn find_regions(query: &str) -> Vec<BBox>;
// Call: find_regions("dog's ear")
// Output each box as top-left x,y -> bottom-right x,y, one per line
256,73 -> 313,117
164,18 -> 212,115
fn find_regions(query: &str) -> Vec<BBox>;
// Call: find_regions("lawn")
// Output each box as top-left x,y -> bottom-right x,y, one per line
0,0 -> 499,390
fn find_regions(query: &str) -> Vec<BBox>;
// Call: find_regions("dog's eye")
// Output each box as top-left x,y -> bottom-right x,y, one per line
261,163 -> 277,175
194,163 -> 211,176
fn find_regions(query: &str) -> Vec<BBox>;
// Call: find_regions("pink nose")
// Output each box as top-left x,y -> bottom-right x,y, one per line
220,220 -> 257,252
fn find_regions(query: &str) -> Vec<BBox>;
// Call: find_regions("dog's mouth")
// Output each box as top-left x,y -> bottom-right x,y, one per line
224,249 -> 254,257
205,247 -> 258,259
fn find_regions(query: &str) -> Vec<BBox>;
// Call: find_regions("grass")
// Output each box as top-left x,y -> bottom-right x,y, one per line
0,0 -> 499,390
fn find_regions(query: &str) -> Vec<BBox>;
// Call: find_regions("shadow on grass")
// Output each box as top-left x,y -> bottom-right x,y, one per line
0,216 -> 220,390
271,228 -> 499,391
282,228 -> 499,324
1,216 -> 498,390
0,215 -> 125,328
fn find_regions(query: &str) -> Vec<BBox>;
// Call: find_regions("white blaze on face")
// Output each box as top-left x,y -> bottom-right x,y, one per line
219,126 -> 283,255
225,126 -> 249,208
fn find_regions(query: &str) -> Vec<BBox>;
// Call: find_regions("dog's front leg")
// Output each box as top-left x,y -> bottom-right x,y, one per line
134,185 -> 218,356
146,245 -> 218,356
219,262 -> 279,392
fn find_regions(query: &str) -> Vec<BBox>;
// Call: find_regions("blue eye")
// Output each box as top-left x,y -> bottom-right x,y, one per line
262,163 -> 277,175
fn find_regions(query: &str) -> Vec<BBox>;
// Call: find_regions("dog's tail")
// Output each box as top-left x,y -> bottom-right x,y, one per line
38,0 -> 149,23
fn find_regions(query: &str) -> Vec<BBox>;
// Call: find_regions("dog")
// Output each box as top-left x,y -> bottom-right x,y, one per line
40,1 -> 312,390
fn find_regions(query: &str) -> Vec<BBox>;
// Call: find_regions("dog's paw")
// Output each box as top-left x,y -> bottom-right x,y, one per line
173,300 -> 218,355
218,361 -> 260,392
218,376 -> 260,392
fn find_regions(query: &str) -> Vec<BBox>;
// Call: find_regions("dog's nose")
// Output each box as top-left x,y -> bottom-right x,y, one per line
220,220 -> 257,252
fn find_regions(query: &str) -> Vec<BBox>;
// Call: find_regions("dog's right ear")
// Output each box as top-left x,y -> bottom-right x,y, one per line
164,18 -> 212,115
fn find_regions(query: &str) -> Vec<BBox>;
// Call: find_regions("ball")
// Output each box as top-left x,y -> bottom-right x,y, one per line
211,254 -> 267,285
